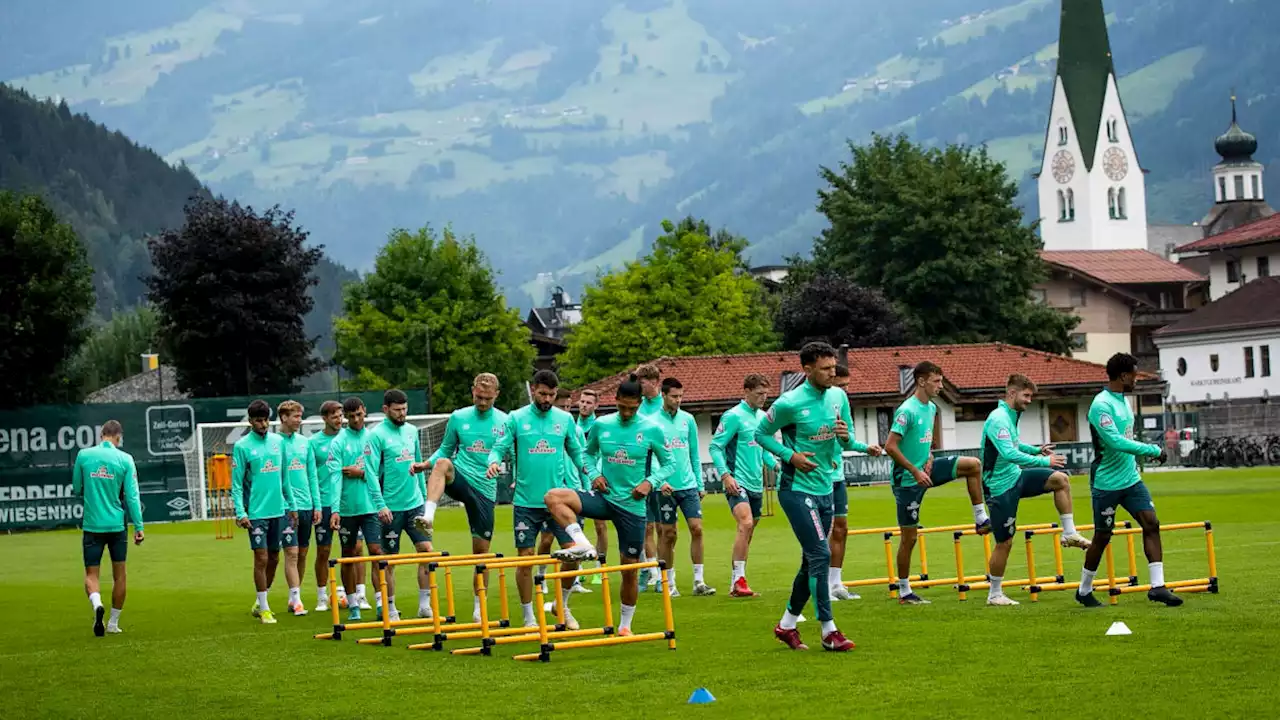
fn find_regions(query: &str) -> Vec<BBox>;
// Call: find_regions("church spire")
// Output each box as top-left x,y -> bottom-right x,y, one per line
1215,92 -> 1258,164
1057,0 -> 1115,171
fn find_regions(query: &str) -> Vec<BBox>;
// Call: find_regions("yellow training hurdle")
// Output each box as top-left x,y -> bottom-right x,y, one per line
954,523 -> 1131,600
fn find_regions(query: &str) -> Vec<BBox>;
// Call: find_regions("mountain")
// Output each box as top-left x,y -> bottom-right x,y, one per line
0,83 -> 356,357
5,0 -> 1277,309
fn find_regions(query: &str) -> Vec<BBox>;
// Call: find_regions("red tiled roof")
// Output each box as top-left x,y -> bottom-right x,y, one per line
579,343 -> 1154,408
1174,212 -> 1280,253
1154,276 -> 1280,337
1040,250 -> 1205,285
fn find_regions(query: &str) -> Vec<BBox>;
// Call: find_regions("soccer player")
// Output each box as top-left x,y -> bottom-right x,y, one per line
414,373 -> 507,623
708,373 -> 779,597
634,363 -> 664,591
277,400 -> 320,616
981,374 -> 1091,607
486,370 -> 592,629
309,400 -> 345,611
328,397 -> 389,622
883,361 -> 989,605
755,342 -> 867,652
545,375 -> 678,636
365,389 -> 434,621
232,400 -> 299,625
651,377 -> 714,596
827,364 -> 859,602
576,388 -> 611,583
552,388 -> 591,597
1075,353 -> 1180,607
72,419 -> 144,636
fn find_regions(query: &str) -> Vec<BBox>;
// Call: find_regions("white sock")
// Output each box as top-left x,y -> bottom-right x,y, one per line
732,561 -> 745,583
375,591 -> 383,609
973,503 -> 989,524
1149,561 -> 1165,588
337,586 -> 347,600
521,602 -> 536,624
108,608 -> 121,627
779,610 -> 800,630
828,567 -> 843,587
423,501 -> 438,523
473,596 -> 482,617
89,592 -> 102,610
419,589 -> 431,607
564,522 -> 593,548
317,586 -> 328,602
620,603 -> 636,631
989,576 -> 1004,597
256,591 -> 269,611
1060,513 -> 1077,536
357,584 -> 366,599
288,587 -> 300,605
666,568 -> 676,588
561,585 -> 573,612
899,577 -> 912,595
693,564 -> 705,584
1078,567 -> 1097,596
387,595 -> 396,611
821,620 -> 837,635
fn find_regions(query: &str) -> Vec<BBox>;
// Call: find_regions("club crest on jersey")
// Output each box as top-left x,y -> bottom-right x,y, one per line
636,433 -> 644,443
553,423 -> 562,434
607,449 -> 636,466
89,465 -> 114,479
466,439 -> 488,454
528,439 -> 557,455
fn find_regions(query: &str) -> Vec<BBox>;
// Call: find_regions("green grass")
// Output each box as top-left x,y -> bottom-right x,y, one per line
1119,46 -> 1207,121
935,0 -> 1053,47
4,468 -> 1276,718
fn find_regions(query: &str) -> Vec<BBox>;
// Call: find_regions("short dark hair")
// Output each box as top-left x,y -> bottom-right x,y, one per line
384,388 -> 408,406
580,388 -> 597,399
101,420 -> 123,438
914,361 -> 942,381
799,341 -> 837,367
1106,353 -> 1139,381
532,369 -> 559,389
556,387 -> 572,400
834,364 -> 850,378
247,400 -> 271,419
743,373 -> 769,390
320,400 -> 342,416
342,397 -> 366,414
617,374 -> 642,399
1007,374 -> 1037,392
661,377 -> 683,393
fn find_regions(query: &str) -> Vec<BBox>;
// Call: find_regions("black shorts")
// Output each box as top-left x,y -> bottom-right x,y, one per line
83,530 -> 128,567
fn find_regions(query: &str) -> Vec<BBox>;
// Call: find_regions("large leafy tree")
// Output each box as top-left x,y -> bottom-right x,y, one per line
334,225 -> 534,412
71,305 -> 171,396
0,191 -> 94,408
776,272 -> 910,350
146,196 -> 323,397
560,217 -> 778,385
813,133 -> 1077,354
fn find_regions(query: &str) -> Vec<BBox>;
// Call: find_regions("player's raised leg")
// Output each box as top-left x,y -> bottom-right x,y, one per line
727,490 -> 761,596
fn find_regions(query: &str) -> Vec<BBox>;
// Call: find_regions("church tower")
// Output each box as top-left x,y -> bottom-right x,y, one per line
1200,95 -> 1274,236
1037,0 -> 1148,251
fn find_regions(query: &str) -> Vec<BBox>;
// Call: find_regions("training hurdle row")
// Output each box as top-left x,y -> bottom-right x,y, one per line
954,522 -> 1130,600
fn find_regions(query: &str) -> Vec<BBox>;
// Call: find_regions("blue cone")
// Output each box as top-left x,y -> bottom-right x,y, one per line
688,688 -> 716,704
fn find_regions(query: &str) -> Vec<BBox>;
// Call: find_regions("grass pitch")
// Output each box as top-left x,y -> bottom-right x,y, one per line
3,468 -> 1276,718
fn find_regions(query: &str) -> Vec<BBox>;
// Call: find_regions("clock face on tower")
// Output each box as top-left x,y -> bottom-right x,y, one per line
1103,147 -> 1129,181
1051,150 -> 1074,184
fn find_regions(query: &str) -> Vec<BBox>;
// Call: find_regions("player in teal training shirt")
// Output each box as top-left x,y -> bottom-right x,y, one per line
232,400 -> 299,625
980,374 -> 1089,607
550,389 -> 594,597
709,373 -> 779,598
651,377 -> 715,597
276,400 -> 320,618
1075,353 -> 1181,608
72,419 -> 144,636
545,375 -> 678,636
754,342 -> 868,653
307,400 -> 348,612
487,370 -> 592,629
574,387 -> 611,582
327,397 -> 387,620
634,363 -> 665,590
882,361 -> 989,605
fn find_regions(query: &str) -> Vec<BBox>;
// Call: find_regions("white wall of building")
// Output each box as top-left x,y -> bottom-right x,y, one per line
1073,333 -> 1133,366
1156,329 -> 1280,402
1206,245 -> 1280,300
1213,164 -> 1266,203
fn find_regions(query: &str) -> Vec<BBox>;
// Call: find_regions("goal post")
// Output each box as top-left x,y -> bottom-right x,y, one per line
184,414 -> 452,521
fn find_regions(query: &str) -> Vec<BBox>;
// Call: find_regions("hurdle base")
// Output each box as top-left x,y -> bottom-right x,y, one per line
512,631 -> 668,661
1110,578 -> 1212,596
449,627 -> 611,655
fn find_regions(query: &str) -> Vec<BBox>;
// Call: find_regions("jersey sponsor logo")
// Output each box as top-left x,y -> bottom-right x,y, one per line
1099,414 -> 1115,429
395,447 -> 414,463
528,439 -> 557,455
288,457 -> 307,471
89,465 -> 115,479
606,450 -> 636,466
807,425 -> 836,442
665,438 -> 688,450
996,428 -> 1011,441
466,439 -> 489,454
920,432 -> 932,444
260,459 -> 281,474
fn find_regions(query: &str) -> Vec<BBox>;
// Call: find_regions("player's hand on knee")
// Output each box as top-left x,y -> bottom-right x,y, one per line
1049,454 -> 1067,468
722,474 -> 739,495
378,508 -> 393,524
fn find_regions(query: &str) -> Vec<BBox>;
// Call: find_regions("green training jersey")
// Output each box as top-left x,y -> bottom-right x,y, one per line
365,420 -> 424,512
577,414 -> 597,438
327,426 -> 384,516
584,413 -> 677,516
1088,389 -> 1160,491
310,430 -> 340,508
889,395 -> 937,485
650,407 -> 701,492
72,441 -> 144,534
638,394 -> 663,417
708,400 -> 778,494
231,431 -> 295,521
981,400 -> 1050,495
429,406 -> 508,502
755,380 -> 863,495
279,431 -> 320,512
489,405 -> 589,508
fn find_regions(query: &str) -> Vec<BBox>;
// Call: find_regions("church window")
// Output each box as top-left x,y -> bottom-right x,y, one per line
1108,188 -> 1117,218
1057,190 -> 1066,221
1106,117 -> 1118,143
1235,175 -> 1245,200
1252,174 -> 1260,200
1058,124 -> 1068,146
1218,177 -> 1227,202
1117,187 -> 1127,219
1066,188 -> 1075,220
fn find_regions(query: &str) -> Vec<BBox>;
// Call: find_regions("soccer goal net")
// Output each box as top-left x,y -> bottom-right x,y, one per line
182,414 -> 451,521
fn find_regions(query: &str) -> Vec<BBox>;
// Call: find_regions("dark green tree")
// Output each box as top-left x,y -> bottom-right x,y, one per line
146,196 -> 324,397
0,191 -> 94,408
71,305 -> 169,396
813,133 -> 1077,354
775,272 -> 910,350
333,225 -> 534,412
